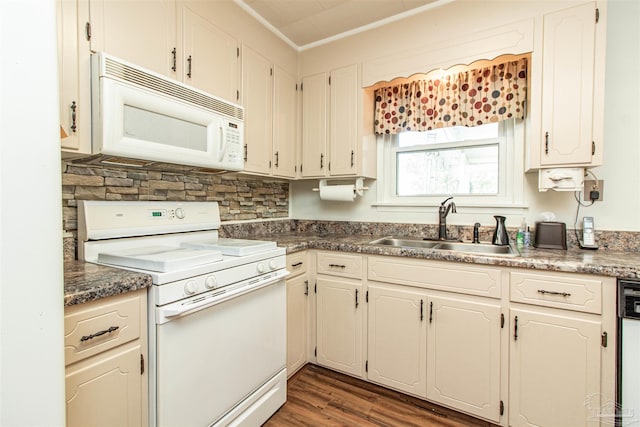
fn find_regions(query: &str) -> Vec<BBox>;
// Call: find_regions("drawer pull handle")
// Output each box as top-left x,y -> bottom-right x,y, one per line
328,264 -> 346,269
291,262 -> 303,267
80,326 -> 119,342
537,289 -> 571,297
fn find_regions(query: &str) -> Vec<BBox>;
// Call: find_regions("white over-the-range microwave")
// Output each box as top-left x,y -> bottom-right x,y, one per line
91,52 -> 244,171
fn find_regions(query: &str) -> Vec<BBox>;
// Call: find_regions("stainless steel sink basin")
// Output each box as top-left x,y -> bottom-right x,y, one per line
368,238 -> 440,249
434,242 -> 516,255
369,237 -> 518,256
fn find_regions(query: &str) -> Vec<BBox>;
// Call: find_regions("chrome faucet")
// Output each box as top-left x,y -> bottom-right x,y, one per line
438,197 -> 457,240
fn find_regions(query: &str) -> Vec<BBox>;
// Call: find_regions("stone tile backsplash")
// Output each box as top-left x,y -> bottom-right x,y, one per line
61,161 -> 640,260
62,161 -> 289,259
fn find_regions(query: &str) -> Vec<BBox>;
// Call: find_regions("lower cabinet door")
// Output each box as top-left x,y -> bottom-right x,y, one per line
509,307 -> 602,427
286,274 -> 309,376
426,294 -> 502,422
66,343 -> 142,427
367,283 -> 427,397
316,277 -> 363,377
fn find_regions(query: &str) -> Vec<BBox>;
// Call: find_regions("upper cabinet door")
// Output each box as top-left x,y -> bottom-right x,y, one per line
241,45 -> 273,175
58,0 -> 92,154
540,2 -> 597,166
329,64 -> 359,176
273,66 -> 297,179
88,0 -> 176,76
301,72 -> 328,178
180,6 -> 238,102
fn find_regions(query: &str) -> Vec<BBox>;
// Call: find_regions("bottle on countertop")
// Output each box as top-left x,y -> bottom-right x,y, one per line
524,226 -> 531,248
516,217 -> 526,247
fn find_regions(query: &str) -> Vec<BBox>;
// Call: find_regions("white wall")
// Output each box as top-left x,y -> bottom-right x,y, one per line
291,0 -> 640,231
0,1 -> 65,425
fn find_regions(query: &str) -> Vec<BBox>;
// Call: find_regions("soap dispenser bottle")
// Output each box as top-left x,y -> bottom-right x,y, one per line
492,215 -> 509,246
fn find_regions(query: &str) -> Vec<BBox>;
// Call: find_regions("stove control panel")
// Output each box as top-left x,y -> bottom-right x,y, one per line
79,201 -> 222,241
152,254 -> 286,306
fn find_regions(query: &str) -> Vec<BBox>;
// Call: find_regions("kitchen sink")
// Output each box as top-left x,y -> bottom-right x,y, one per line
369,237 -> 518,256
368,238 -> 441,249
434,241 -> 516,255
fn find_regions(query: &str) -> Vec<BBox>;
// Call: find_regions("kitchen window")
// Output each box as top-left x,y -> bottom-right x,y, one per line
376,118 -> 525,208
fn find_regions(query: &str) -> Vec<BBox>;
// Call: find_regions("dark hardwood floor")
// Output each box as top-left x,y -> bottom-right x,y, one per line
264,364 -> 497,426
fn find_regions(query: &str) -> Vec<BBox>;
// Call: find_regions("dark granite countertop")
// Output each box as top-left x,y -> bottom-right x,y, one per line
64,260 -> 152,307
64,232 -> 640,307
274,233 -> 640,279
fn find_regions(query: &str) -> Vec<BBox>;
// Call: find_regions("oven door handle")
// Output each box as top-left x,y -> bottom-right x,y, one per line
157,270 -> 289,323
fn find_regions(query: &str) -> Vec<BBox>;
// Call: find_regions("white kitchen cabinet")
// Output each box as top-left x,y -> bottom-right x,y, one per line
329,64 -> 359,176
509,269 -> 615,427
301,72 -> 327,177
286,252 -> 309,377
88,0 -> 176,77
316,252 -> 364,378
64,289 -> 148,427
301,64 -> 375,179
535,2 -> 605,168
272,66 -> 298,178
509,308 -> 601,427
87,0 -> 239,103
367,283 -> 427,397
307,251 -> 616,425
57,0 -> 92,155
66,343 -> 143,427
242,45 -> 273,175
426,294 -> 502,422
241,46 -> 297,179
178,4 -> 238,102
366,255 -> 502,421
287,273 -> 309,377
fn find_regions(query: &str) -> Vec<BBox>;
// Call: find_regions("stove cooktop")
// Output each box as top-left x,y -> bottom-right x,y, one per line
98,245 -> 224,272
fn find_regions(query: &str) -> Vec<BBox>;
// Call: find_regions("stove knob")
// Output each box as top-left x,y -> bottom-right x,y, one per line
257,263 -> 267,273
175,208 -> 185,219
184,280 -> 197,295
205,275 -> 217,289
269,260 -> 279,270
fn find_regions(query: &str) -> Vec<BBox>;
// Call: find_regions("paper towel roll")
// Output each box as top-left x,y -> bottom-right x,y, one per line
319,184 -> 356,201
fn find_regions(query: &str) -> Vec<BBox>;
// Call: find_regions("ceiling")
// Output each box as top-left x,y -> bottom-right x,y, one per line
234,0 -> 443,50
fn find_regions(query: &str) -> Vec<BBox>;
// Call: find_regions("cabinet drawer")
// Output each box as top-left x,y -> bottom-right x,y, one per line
317,252 -> 363,279
65,291 -> 143,366
510,271 -> 602,314
287,251 -> 307,278
368,256 -> 501,298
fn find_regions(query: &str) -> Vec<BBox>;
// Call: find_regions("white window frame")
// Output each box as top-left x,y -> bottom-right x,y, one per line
375,119 -> 526,209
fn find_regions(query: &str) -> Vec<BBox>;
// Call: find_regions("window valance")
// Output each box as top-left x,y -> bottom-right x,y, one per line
374,58 -> 527,135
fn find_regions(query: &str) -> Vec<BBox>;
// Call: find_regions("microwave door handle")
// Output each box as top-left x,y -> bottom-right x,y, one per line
218,124 -> 227,161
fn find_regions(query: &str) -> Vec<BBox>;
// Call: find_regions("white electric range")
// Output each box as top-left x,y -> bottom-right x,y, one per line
78,200 -> 288,427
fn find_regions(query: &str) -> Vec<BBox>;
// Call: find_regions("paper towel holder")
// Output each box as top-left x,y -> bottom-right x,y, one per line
312,178 -> 368,197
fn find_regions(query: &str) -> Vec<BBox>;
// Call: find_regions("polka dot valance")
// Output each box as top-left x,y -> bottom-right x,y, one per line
374,58 -> 527,135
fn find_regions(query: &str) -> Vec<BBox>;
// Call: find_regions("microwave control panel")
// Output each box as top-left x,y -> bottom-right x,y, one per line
224,121 -> 243,168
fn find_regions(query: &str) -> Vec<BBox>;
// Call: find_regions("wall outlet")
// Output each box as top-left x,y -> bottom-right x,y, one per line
583,179 -> 604,201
